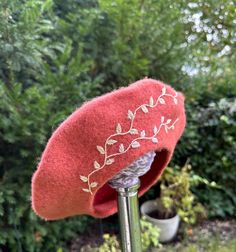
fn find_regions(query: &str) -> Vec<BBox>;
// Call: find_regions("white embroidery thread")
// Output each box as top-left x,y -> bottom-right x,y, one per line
80,87 -> 179,194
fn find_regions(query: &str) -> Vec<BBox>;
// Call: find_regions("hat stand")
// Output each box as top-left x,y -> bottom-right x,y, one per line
109,151 -> 156,252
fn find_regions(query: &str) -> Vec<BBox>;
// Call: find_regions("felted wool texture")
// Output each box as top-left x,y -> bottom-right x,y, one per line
31,78 -> 186,220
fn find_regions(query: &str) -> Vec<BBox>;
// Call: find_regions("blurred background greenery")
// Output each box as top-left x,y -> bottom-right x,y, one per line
0,0 -> 235,251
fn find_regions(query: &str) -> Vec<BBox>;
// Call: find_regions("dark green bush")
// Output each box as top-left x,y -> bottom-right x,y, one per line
0,0 -> 236,251
0,1 -> 98,251
178,98 -> 236,217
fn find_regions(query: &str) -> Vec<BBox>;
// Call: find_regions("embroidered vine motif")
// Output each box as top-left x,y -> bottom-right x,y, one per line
80,87 -> 179,194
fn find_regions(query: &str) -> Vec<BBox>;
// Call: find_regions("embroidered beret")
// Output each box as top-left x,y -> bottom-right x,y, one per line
31,78 -> 186,220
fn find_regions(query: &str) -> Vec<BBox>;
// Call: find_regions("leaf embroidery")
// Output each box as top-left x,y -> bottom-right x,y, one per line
162,87 -> 166,95
107,139 -> 117,145
161,116 -> 164,123
106,158 -> 115,165
130,128 -> 138,135
96,145 -> 105,154
140,130 -> 146,137
152,137 -> 158,143
128,110 -> 134,120
119,144 -> 125,153
141,105 -> 148,113
131,141 -> 140,148
116,123 -> 122,133
82,188 -> 90,193
153,126 -> 158,134
159,98 -> 165,104
149,96 -> 154,106
80,175 -> 88,182
91,182 -> 98,188
166,119 -> 171,124
94,161 -> 100,169
165,126 -> 168,133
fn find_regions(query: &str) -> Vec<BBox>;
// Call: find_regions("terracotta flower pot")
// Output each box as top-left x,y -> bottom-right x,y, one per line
141,200 -> 180,243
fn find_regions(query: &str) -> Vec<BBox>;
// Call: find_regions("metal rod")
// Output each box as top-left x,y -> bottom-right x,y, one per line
116,180 -> 142,252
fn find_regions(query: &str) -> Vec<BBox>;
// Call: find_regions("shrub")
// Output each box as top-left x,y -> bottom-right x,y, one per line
0,1 -> 98,251
160,165 -> 208,225
174,98 -> 236,217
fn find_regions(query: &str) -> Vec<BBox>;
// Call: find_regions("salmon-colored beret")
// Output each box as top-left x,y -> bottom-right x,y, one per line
31,78 -> 186,220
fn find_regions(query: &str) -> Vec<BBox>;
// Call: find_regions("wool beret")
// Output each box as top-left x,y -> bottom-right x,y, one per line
31,78 -> 186,220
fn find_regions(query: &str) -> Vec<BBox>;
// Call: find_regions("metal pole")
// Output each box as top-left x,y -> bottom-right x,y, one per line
116,181 -> 142,252
109,151 -> 156,251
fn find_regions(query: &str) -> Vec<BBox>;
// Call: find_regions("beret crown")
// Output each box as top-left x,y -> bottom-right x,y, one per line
31,78 -> 186,220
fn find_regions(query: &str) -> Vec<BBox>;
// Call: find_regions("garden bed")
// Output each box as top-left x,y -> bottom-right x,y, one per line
70,219 -> 236,251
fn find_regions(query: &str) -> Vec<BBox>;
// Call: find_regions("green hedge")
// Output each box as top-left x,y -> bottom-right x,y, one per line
0,0 -> 235,251
173,97 -> 236,217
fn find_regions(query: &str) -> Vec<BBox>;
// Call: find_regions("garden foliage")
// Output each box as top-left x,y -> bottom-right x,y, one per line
0,0 -> 235,251
160,165 -> 207,224
80,216 -> 160,251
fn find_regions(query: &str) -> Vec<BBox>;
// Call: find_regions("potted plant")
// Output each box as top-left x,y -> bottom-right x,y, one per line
141,164 -> 208,243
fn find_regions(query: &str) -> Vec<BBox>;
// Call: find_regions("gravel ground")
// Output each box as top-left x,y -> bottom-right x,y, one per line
186,219 -> 236,243
155,219 -> 236,252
